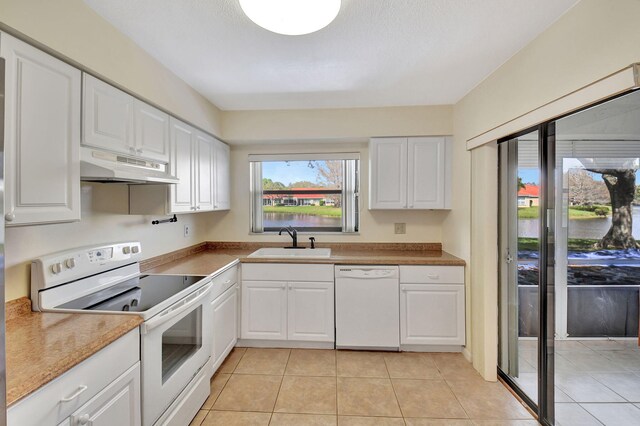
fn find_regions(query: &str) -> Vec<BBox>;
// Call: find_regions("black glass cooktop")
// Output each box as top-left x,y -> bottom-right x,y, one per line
57,274 -> 206,312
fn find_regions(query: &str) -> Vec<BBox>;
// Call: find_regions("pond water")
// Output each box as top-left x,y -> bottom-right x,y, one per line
264,213 -> 341,229
519,206 -> 640,239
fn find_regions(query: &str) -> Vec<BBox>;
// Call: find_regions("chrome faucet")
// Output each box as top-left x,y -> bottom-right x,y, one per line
279,226 -> 299,248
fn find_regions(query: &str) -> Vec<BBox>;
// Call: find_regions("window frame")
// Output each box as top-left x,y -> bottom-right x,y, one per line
249,154 -> 360,234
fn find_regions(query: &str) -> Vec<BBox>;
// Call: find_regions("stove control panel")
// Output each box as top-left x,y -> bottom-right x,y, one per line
89,247 -> 113,262
31,242 -> 143,295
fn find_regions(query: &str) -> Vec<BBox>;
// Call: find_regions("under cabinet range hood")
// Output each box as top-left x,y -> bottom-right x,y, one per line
80,147 -> 179,184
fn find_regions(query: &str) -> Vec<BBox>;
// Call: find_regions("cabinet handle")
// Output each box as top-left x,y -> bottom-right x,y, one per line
137,148 -> 143,153
77,414 -> 91,425
401,286 -> 407,292
281,284 -> 286,289
196,206 -> 201,210
288,284 -> 292,290
427,274 -> 440,279
4,212 -> 15,222
61,385 -> 88,402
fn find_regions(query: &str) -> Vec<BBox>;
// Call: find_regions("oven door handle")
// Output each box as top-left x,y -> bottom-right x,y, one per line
141,281 -> 212,334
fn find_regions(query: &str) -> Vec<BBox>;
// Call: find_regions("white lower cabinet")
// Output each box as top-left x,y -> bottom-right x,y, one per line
212,282 -> 239,371
9,329 -> 140,426
241,280 -> 288,340
399,266 -> 465,346
240,264 -> 334,343
63,363 -> 141,426
287,281 -> 334,342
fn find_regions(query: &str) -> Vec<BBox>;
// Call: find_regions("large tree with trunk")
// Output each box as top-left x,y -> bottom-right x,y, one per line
586,168 -> 639,249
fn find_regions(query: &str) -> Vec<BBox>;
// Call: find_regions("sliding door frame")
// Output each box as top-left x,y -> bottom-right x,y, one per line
497,89 -> 640,426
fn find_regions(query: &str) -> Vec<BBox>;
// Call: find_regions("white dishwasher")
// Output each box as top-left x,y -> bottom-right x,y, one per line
335,265 -> 400,350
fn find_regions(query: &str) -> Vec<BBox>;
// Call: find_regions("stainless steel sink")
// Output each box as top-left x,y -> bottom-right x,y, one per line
247,247 -> 332,259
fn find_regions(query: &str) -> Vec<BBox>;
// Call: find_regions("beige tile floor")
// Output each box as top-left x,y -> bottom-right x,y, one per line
514,338 -> 640,425
190,347 -> 536,426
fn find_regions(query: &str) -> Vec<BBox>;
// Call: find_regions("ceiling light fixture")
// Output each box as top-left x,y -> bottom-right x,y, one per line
239,0 -> 341,36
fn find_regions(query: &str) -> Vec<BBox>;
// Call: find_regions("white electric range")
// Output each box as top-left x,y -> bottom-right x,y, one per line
31,242 -> 213,426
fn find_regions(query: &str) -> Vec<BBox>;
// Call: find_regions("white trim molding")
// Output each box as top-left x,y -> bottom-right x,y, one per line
467,63 -> 640,151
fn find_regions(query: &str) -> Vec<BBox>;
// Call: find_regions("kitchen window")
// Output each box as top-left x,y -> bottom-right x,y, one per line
249,153 -> 360,233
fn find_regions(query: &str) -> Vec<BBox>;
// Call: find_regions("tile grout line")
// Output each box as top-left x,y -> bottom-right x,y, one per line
270,349 -> 292,420
383,353 -> 407,424
335,349 -> 339,420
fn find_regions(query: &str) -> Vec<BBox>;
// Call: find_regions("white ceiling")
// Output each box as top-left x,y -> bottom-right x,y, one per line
84,0 -> 578,111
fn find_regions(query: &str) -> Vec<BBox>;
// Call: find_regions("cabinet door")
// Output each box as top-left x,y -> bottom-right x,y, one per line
69,363 -> 141,426
213,140 -> 230,210
212,285 -> 238,365
288,281 -> 334,342
241,280 -> 287,340
168,118 -> 195,213
133,100 -> 169,162
194,131 -> 214,211
1,33 -> 81,226
400,283 -> 465,345
369,138 -> 407,209
407,137 -> 446,209
83,74 -> 134,154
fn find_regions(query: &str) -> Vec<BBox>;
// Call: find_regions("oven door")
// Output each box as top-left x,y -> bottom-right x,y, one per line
140,281 -> 213,426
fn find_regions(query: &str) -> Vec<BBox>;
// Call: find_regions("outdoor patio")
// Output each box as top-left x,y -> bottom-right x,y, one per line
517,338 -> 640,425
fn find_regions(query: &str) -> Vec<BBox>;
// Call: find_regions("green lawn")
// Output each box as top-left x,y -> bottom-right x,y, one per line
518,237 -> 600,251
263,205 -> 342,217
517,206 -> 610,219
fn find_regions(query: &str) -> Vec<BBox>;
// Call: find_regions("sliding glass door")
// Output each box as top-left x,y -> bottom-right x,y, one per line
499,129 -> 541,407
499,89 -> 640,425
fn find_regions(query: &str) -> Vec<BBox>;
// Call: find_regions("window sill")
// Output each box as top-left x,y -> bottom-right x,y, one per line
249,231 -> 360,236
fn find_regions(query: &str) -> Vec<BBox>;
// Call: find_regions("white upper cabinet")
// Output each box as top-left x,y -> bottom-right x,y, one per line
129,117 -> 230,215
83,74 -> 134,154
408,137 -> 446,209
369,136 -> 451,210
194,131 -> 214,211
213,139 -> 230,210
169,118 -> 195,213
83,75 -> 170,163
134,100 -> 170,162
1,32 -> 81,226
369,137 -> 407,209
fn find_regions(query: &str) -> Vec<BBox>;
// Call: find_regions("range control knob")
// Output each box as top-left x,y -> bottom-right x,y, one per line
50,263 -> 62,274
65,258 -> 76,269
131,246 -> 140,254
122,246 -> 131,254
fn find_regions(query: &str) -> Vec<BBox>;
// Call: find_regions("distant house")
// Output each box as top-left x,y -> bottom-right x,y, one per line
518,184 -> 539,207
263,188 -> 332,206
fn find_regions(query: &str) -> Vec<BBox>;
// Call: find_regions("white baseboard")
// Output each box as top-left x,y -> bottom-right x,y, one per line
401,344 -> 463,353
462,346 -> 472,362
236,339 -> 335,349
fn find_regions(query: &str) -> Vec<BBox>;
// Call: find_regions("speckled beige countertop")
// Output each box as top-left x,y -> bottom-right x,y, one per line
6,241 -> 463,406
6,298 -> 143,406
143,241 -> 465,276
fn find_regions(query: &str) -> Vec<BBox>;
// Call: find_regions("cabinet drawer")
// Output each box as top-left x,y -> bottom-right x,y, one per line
210,265 -> 238,300
399,265 -> 464,284
241,263 -> 333,282
9,329 -> 140,426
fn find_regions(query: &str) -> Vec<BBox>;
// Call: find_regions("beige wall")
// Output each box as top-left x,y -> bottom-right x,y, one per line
206,142 -> 450,243
0,0 -> 224,300
222,105 -> 453,143
6,185 -> 213,301
446,0 -> 640,379
0,0 -> 223,136
214,105 -> 454,243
